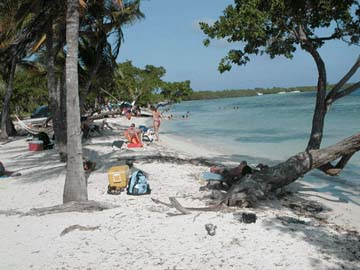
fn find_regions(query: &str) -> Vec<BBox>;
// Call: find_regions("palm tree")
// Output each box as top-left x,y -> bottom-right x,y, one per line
2,0 -> 125,201
63,0 -> 88,202
78,0 -> 144,111
0,0 -> 38,139
63,0 -> 124,202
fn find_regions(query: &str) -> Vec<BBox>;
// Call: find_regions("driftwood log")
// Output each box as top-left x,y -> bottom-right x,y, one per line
151,197 -> 231,214
224,133 -> 360,206
88,110 -> 122,120
60,224 -> 100,236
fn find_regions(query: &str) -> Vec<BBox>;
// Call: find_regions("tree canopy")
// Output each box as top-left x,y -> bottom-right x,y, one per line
200,0 -> 360,73
110,60 -> 192,106
200,0 -> 360,182
0,60 -> 193,115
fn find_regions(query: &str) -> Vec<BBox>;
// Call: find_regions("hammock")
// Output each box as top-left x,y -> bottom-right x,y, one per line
15,115 -> 53,135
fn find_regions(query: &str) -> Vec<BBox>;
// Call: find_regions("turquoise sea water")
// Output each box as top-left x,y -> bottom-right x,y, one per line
162,90 -> 360,198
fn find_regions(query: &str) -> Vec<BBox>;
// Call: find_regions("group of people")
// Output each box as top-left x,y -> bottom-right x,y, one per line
123,105 -> 162,145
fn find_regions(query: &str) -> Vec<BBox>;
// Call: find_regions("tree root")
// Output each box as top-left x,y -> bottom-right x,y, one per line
22,200 -> 117,216
0,201 -> 118,217
0,209 -> 25,216
60,224 -> 100,236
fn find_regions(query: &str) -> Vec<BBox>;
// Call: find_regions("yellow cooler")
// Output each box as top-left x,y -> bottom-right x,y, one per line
107,165 -> 129,194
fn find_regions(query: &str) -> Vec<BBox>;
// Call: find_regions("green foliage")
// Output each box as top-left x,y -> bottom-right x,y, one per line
186,84 -> 356,101
0,0 -> 192,112
187,86 -> 315,100
0,68 -> 47,114
13,68 -> 47,113
161,80 -> 192,103
111,61 -> 193,105
79,0 -> 144,91
200,0 -> 360,72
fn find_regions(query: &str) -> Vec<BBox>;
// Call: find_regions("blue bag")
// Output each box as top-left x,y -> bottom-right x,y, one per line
127,170 -> 151,195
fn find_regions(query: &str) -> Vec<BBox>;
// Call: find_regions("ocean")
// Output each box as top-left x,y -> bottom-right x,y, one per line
162,90 -> 360,197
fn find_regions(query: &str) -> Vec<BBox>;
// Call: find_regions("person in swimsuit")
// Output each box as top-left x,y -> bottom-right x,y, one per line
124,123 -> 142,144
150,105 -> 161,141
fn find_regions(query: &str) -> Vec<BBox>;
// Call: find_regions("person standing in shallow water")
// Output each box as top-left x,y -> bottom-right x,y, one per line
150,105 -> 161,141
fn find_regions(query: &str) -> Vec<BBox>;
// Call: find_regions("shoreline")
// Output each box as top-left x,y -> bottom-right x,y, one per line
0,117 -> 359,269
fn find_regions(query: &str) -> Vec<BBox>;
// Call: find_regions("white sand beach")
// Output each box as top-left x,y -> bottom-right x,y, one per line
0,117 -> 359,270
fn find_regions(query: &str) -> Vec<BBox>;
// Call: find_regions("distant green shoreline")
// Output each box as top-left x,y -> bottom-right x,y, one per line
186,83 -> 359,101
186,85 -> 317,101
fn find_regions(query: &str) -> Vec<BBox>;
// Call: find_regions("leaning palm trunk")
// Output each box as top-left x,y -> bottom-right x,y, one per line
63,0 -> 87,203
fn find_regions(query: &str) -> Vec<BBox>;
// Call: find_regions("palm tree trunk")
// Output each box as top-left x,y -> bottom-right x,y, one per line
46,19 -> 64,157
57,69 -> 68,160
0,56 -> 16,140
46,21 -> 67,160
63,0 -> 88,203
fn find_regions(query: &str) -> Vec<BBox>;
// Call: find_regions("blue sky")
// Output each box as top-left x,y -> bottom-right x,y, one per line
117,0 -> 360,91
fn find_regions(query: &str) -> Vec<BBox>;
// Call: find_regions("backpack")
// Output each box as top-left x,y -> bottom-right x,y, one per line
112,140 -> 124,150
142,129 -> 154,142
35,132 -> 53,149
127,170 -> 151,195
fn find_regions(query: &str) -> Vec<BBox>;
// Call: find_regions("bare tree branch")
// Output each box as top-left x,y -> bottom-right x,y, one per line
309,32 -> 341,42
60,225 -> 100,237
331,81 -> 360,104
326,56 -> 360,107
318,152 -> 356,176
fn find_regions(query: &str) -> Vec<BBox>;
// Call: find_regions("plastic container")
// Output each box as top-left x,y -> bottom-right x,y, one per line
29,140 -> 43,151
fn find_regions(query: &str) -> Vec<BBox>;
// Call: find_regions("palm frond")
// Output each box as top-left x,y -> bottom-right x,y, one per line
31,34 -> 46,52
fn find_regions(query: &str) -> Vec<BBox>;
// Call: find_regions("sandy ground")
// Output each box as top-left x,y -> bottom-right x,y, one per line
0,117 -> 359,270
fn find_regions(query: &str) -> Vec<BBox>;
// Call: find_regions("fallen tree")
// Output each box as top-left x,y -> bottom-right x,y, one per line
223,133 -> 360,206
200,0 -> 360,191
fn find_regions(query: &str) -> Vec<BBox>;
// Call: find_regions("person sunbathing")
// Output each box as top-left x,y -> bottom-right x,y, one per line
210,161 -> 251,177
210,161 -> 253,187
0,162 -> 21,177
124,123 -> 142,144
83,160 -> 96,172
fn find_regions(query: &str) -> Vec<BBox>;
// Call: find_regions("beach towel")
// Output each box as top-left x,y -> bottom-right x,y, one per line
127,142 -> 143,148
197,172 -> 224,185
201,172 -> 224,181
